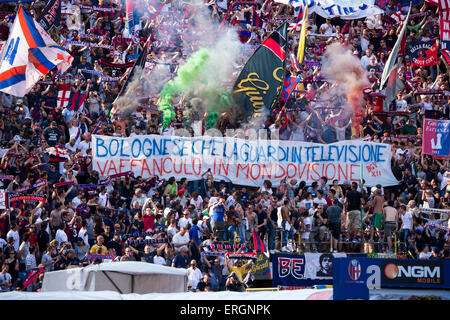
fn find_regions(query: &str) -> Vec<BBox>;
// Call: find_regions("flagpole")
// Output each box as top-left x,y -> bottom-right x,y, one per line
296,4 -> 308,64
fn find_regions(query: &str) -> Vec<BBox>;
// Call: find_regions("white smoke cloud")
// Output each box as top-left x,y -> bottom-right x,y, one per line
318,41 -> 369,124
115,0 -> 248,121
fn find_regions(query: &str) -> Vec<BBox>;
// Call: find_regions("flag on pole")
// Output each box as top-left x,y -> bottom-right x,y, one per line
287,6 -> 305,32
57,82 -> 71,109
360,162 -> 364,233
22,267 -> 44,289
46,146 -> 70,162
382,63 -> 405,111
441,48 -> 450,64
289,52 -> 301,73
67,91 -> 87,113
296,3 -> 308,64
232,22 -> 288,121
124,0 -> 143,39
280,75 -> 301,103
0,6 -> 72,97
252,229 -> 266,253
124,0 -> 135,38
380,6 -> 411,91
111,39 -> 149,118
379,6 -> 410,110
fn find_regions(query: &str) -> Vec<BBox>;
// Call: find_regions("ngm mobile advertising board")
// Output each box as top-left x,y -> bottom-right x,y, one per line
333,258 -> 450,300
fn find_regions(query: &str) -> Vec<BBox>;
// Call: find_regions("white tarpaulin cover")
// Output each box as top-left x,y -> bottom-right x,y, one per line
0,288 -> 333,300
41,262 -> 188,294
2,288 -> 449,300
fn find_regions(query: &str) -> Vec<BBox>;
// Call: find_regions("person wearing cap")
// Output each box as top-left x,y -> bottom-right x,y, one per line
176,188 -> 187,207
199,215 -> 211,239
14,98 -> 30,120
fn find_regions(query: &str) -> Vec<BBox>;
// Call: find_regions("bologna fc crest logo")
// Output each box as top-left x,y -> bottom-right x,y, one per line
348,259 -> 361,281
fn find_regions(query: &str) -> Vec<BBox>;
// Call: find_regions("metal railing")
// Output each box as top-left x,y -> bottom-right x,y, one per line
211,228 -> 412,256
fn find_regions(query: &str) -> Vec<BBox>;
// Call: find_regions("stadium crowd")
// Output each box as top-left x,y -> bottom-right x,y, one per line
0,0 -> 449,293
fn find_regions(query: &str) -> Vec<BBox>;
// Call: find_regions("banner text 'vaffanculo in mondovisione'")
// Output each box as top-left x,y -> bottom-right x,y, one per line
93,135 -> 398,187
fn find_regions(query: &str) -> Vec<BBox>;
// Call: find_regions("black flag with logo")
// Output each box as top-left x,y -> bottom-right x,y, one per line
111,40 -> 149,116
232,22 -> 288,121
36,0 -> 61,32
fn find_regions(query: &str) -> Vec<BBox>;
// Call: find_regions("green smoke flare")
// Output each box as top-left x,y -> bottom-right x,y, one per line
158,48 -> 210,129
205,112 -> 219,130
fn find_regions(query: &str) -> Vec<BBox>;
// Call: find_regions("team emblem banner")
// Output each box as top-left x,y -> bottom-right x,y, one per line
408,40 -> 438,67
440,0 -> 450,49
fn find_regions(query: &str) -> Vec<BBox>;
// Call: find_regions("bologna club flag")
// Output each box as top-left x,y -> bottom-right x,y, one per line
0,6 -> 72,97
408,40 -> 438,67
232,22 -> 288,121
422,119 -> 450,159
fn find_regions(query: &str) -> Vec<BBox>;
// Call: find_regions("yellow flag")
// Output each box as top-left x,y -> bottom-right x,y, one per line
296,4 -> 308,64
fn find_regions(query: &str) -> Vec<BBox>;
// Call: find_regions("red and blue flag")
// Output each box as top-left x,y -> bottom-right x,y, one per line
67,91 -> 87,112
280,75 -> 300,103
252,229 -> 266,253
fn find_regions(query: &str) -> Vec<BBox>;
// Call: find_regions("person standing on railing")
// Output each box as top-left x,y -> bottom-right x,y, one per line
344,182 -> 365,244
383,200 -> 398,254
327,199 -> 343,253
399,204 -> 413,253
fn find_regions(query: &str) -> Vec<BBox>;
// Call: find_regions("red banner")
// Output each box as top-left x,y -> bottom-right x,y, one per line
408,41 -> 438,67
440,0 -> 450,49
